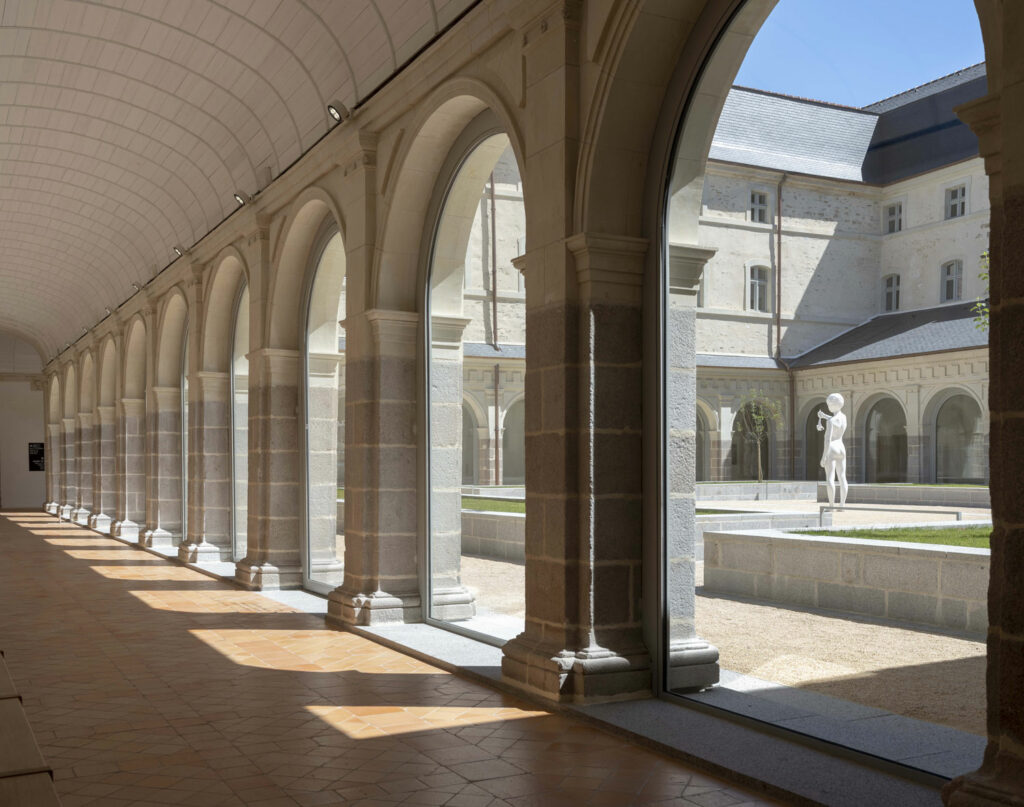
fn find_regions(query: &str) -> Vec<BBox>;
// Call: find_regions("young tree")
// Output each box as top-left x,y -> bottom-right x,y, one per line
734,390 -> 784,483
972,250 -> 990,332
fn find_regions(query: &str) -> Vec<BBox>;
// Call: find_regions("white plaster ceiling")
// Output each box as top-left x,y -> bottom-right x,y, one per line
0,0 -> 476,359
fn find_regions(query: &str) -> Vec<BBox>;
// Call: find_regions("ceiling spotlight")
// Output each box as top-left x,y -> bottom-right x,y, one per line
132,282 -> 141,292
233,192 -> 248,206
327,101 -> 350,123
105,307 -> 112,315
173,246 -> 184,258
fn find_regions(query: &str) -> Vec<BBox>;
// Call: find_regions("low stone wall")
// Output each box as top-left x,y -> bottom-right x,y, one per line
695,510 -> 831,561
698,482 -> 818,501
817,483 -> 990,508
461,510 -> 525,562
703,529 -> 989,634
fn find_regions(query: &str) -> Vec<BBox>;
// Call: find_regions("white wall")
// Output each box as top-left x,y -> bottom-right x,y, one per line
0,380 -> 45,508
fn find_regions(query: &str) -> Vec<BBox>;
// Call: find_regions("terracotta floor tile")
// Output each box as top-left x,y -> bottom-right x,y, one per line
0,512 -> 779,807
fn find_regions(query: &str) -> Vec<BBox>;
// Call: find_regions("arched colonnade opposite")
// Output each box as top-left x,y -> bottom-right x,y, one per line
35,2 -> 1024,802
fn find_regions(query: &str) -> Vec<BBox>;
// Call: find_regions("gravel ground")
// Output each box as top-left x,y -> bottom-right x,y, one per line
460,553 -> 985,736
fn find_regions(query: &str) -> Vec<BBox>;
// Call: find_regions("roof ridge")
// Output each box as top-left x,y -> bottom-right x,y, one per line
863,62 -> 986,110
731,84 -> 873,114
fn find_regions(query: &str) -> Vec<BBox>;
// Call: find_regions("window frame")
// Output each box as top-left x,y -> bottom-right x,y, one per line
747,263 -> 771,313
882,273 -> 901,312
748,188 -> 770,225
944,183 -> 968,220
883,199 -> 904,234
940,259 -> 964,303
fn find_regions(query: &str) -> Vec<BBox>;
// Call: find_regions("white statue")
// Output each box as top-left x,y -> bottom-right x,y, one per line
817,392 -> 848,508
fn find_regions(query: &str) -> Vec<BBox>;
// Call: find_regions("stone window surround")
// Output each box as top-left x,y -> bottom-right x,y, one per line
883,196 -> 906,233
882,272 -> 901,312
940,258 -> 965,303
943,178 -> 971,220
747,186 -> 772,224
745,260 -> 772,313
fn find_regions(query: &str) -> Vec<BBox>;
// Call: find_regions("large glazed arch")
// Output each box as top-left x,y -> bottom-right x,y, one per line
201,250 -> 249,373
373,78 -> 526,314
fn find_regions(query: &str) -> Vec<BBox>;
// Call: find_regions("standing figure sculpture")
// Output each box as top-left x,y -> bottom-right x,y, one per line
817,393 -> 849,508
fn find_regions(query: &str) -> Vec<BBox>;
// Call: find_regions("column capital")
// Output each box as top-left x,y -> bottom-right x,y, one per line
669,242 -> 717,296
567,232 -> 648,305
956,93 -> 1001,180
430,315 -> 471,350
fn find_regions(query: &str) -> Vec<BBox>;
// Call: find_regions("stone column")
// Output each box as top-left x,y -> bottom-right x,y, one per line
178,372 -> 233,562
327,310 -> 421,624
233,369 -> 249,560
943,67 -> 1024,805
501,234 -> 657,702
112,398 -> 146,539
72,413 -> 94,524
306,352 -> 345,586
141,387 -> 183,548
665,245 -> 721,689
60,417 -> 77,520
89,405 -> 116,533
235,349 -> 303,589
45,422 -> 62,514
427,315 -> 475,620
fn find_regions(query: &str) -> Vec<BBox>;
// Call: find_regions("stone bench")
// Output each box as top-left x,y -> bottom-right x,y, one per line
703,528 -> 989,635
0,652 -> 60,806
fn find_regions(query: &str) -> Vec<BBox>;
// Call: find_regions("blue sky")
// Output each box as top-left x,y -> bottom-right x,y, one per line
734,0 -> 985,108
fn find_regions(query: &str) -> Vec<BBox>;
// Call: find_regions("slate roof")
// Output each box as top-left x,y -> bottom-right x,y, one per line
709,65 -> 986,183
789,301 -> 987,368
708,88 -> 878,181
864,63 -> 987,113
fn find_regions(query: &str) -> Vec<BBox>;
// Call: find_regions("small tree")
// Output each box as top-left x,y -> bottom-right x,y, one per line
972,250 -> 989,332
734,390 -> 784,483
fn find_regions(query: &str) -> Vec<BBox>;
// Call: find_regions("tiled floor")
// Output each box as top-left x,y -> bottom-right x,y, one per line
0,512 -> 777,807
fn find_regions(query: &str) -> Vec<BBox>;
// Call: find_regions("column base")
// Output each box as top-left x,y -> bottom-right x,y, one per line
326,588 -> 422,626
89,513 -> 113,534
429,585 -> 475,621
235,559 -> 302,590
666,637 -> 720,692
45,502 -> 59,515
142,528 -> 180,549
112,519 -> 140,540
72,508 -> 91,526
501,634 -> 652,704
59,504 -> 74,520
178,540 -> 232,563
944,767 -> 1024,806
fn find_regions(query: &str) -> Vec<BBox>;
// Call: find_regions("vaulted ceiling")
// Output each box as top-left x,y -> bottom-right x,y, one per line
0,0 -> 476,361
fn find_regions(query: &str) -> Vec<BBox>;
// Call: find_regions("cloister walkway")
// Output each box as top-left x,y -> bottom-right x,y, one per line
0,511 -> 774,807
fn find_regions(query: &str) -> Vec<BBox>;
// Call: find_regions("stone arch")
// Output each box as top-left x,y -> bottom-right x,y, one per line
62,363 -> 78,420
201,250 -> 249,373
858,393 -> 908,484
122,315 -> 147,399
97,336 -> 118,408
374,78 -> 526,313
798,398 -> 831,481
731,400 -> 773,481
47,374 -> 61,424
501,397 -> 525,486
267,187 -> 344,351
922,386 -> 988,485
78,350 -> 95,414
154,288 -> 189,387
576,0 -> 776,242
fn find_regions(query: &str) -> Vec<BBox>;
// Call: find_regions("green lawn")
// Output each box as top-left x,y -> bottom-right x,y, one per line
796,525 -> 991,548
462,497 -> 525,513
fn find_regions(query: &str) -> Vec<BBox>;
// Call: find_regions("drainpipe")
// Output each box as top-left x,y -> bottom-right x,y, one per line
489,172 -> 502,484
776,173 -> 796,480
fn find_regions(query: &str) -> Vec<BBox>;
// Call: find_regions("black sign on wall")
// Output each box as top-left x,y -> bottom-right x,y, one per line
28,442 -> 44,471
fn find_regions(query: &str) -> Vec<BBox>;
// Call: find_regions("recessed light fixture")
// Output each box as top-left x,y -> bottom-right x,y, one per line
131,282 -> 141,292
105,307 -> 112,315
233,192 -> 247,206
173,246 -> 184,258
327,101 -> 350,123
